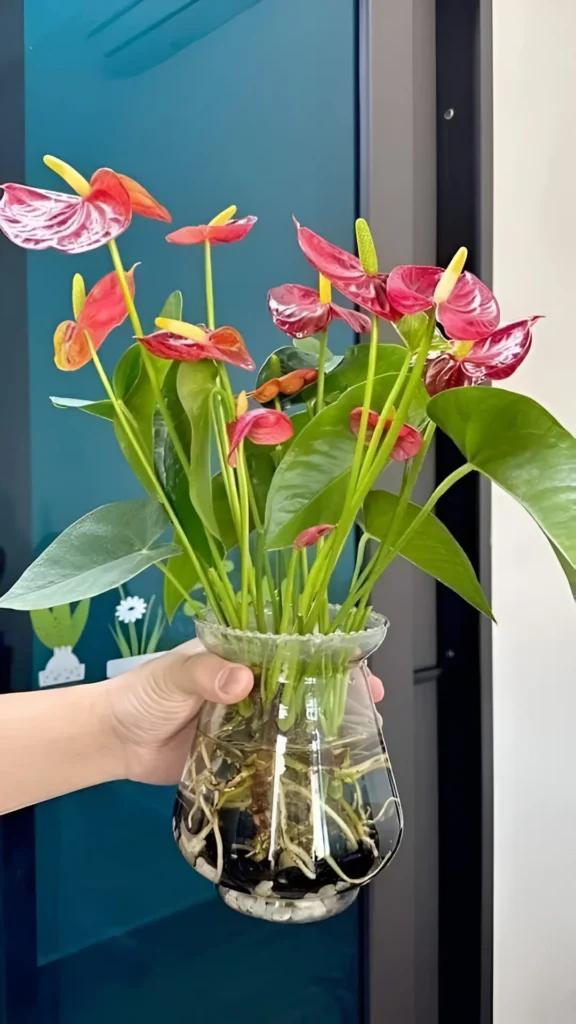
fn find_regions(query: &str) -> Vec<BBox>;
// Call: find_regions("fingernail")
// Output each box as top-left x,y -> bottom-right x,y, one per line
217,666 -> 244,696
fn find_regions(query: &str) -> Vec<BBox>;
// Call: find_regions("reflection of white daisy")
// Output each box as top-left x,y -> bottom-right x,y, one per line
115,596 -> 147,624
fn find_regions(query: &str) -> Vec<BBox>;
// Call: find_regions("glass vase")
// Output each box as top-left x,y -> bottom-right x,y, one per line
173,607 -> 403,924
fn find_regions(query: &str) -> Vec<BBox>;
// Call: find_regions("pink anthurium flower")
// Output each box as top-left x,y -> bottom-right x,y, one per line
424,317 -> 542,397
0,168 -> 132,253
227,409 -> 294,466
268,284 -> 371,339
53,267 -> 136,371
251,368 -> 318,404
139,318 -> 255,371
350,408 -> 422,461
386,264 -> 500,341
294,525 -> 336,549
166,216 -> 257,247
294,220 -> 401,322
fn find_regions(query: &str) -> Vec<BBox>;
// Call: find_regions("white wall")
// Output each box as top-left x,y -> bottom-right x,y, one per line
492,2 -> 576,1021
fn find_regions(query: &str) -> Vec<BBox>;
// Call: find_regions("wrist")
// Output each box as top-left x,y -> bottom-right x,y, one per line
88,679 -> 128,784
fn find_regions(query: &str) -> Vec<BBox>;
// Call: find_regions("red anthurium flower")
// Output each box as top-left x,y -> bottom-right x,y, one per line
110,173 -> 171,223
53,267 -> 136,371
386,264 -> 500,341
350,408 -> 422,461
424,317 -> 541,397
166,217 -> 257,247
294,525 -> 336,549
251,368 -> 318,404
268,284 -> 371,339
294,220 -> 401,322
227,409 -> 294,466
0,168 -> 132,253
139,318 -> 255,370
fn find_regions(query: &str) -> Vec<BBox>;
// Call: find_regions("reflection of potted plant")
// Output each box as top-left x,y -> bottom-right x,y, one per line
31,600 -> 90,687
0,156 -> 574,924
106,589 -> 166,677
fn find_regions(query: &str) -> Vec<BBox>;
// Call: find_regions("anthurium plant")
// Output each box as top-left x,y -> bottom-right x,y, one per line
1,156 -> 574,644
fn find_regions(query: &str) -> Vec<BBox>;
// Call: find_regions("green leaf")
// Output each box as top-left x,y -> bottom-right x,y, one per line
0,499 -> 180,610
145,607 -> 165,653
265,373 -> 426,549
428,387 -> 576,568
50,396 -> 115,421
159,290 -> 183,321
293,337 -> 342,372
157,363 -> 217,621
299,342 -> 409,405
245,441 -> 275,524
177,360 -> 220,538
212,473 -> 239,552
394,313 -> 450,353
549,540 -> 576,599
113,345 -> 141,400
363,490 -> 494,619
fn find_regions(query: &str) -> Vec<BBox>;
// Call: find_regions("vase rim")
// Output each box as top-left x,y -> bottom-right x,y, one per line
194,604 -> 389,643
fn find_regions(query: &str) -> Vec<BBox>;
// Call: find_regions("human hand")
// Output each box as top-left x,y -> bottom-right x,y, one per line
104,639 -> 384,786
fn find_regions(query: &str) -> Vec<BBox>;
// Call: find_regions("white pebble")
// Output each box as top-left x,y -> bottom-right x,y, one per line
318,884 -> 337,898
254,880 -> 274,896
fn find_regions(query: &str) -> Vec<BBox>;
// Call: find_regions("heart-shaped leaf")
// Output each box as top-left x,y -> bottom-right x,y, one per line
363,490 -> 494,618
265,373 -> 427,549
293,336 -> 342,372
0,499 -> 179,610
428,387 -> 576,568
177,360 -> 220,539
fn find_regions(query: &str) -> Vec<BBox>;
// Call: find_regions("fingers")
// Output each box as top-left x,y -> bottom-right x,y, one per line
369,673 -> 385,703
142,639 -> 254,709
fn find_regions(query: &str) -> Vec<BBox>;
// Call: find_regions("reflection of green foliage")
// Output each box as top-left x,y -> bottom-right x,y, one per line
30,600 -> 90,649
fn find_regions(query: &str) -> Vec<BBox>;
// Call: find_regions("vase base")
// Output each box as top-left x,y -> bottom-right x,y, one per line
218,884 -> 359,924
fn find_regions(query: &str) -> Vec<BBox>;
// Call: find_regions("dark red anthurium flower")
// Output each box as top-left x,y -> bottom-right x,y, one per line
53,267 -> 136,371
424,317 -> 542,397
139,317 -> 255,370
166,204 -> 256,246
0,168 -> 132,254
109,173 -> 171,223
294,220 -> 401,322
294,525 -> 336,549
227,409 -> 294,466
386,264 -> 500,341
251,368 -> 318,404
350,408 -> 422,462
268,284 -> 371,339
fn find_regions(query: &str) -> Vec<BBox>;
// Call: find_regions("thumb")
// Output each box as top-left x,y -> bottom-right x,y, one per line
142,639 -> 254,710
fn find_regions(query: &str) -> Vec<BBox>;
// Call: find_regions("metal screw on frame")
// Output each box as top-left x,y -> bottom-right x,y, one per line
443,108 -> 455,120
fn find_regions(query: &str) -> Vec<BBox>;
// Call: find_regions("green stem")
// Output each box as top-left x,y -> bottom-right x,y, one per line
156,561 -> 202,616
302,315 -> 436,628
204,240 -> 215,330
346,315 -> 380,491
381,420 -> 436,550
235,444 -> 254,629
315,329 -> 329,414
279,549 -> 298,633
87,336 -> 225,622
357,347 -> 413,483
107,240 -> 191,478
331,461 -> 474,630
350,531 -> 372,591
246,476 -> 280,630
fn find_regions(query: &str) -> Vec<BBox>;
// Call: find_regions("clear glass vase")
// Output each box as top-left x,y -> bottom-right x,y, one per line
173,607 -> 403,924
